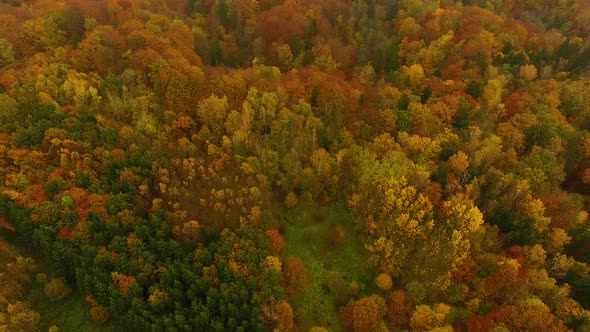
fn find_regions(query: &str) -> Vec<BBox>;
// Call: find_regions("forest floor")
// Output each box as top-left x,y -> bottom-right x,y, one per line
282,201 -> 374,330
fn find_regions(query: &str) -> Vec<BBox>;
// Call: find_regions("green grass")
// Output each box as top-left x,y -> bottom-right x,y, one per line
282,201 -> 374,330
29,285 -> 122,332
22,261 -> 122,332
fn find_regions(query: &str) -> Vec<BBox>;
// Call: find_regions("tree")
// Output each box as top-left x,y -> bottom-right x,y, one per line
181,220 -> 201,240
401,64 -> 426,88
448,151 -> 470,174
284,256 -> 306,294
59,5 -> 86,46
261,299 -> 295,332
410,304 -> 451,331
353,295 -> 386,332
555,298 -> 590,327
0,94 -> 18,131
359,177 -> 434,276
265,229 -> 284,254
520,64 -> 538,81
376,273 -> 393,291
198,95 -> 229,137
387,289 -> 412,328
44,278 -> 72,301
0,39 -> 15,68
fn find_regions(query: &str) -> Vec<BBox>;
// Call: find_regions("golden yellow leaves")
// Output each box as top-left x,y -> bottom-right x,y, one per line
399,131 -> 441,157
556,298 -> 590,326
400,64 -> 426,87
362,177 -> 435,274
263,256 -> 282,272
59,71 -> 102,108
148,289 -> 169,304
520,64 -> 538,81
375,273 -> 393,291
440,199 -> 483,233
181,220 -> 201,240
544,228 -> 571,252
448,151 -> 469,174
410,303 -> 452,331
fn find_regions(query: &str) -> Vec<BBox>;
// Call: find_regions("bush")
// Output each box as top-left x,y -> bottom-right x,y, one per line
327,272 -> 354,305
325,224 -> 346,247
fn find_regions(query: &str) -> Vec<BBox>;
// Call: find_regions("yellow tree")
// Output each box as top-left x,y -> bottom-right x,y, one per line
357,173 -> 484,290
520,64 -> 538,81
198,95 -> 229,138
362,177 -> 434,275
410,197 -> 484,290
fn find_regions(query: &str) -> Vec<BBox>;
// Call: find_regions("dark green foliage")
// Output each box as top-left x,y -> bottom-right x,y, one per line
452,97 -> 475,131
395,109 -> 412,133
319,127 -> 334,150
100,74 -> 124,97
58,6 -> 85,46
431,162 -> 450,186
524,124 -> 558,151
465,81 -> 482,99
489,207 -> 540,246
310,85 -> 320,108
397,93 -> 410,110
567,267 -> 590,309
421,87 -> 432,104
211,38 -> 223,66
567,222 -> 590,263
44,178 -> 68,199
0,194 -> 34,240
13,121 -> 49,147
106,193 -> 134,215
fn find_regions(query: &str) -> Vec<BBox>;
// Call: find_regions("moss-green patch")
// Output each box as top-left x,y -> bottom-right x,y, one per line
282,201 -> 374,330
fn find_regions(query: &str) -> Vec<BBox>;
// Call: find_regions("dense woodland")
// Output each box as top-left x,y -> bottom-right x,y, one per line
1,0 -> 590,330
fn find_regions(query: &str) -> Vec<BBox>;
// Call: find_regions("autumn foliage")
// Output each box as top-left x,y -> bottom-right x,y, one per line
0,0 -> 590,330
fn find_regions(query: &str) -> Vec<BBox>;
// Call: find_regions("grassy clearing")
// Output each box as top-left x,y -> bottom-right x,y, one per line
33,292 -> 120,332
282,201 -> 374,331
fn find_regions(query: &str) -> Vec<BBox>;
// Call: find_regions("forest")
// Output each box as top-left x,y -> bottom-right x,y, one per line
1,0 -> 590,330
